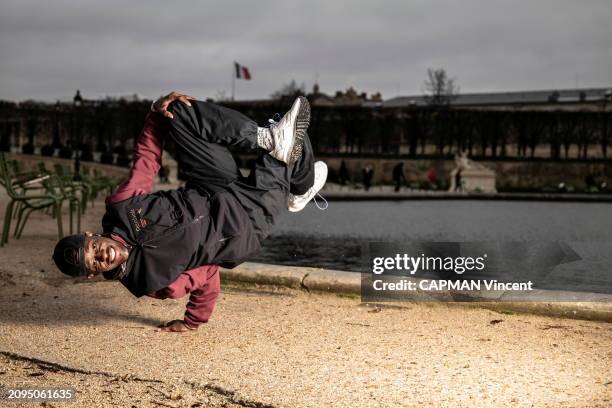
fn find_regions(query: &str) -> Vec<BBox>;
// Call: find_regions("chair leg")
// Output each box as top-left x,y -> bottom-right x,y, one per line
80,195 -> 86,215
13,204 -> 28,237
12,201 -> 21,219
69,200 -> 74,235
55,202 -> 64,239
1,200 -> 14,246
15,208 -> 34,239
69,199 -> 81,234
76,200 -> 81,232
82,188 -> 89,214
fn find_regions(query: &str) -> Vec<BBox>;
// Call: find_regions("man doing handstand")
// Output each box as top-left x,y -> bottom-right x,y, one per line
52,92 -> 327,332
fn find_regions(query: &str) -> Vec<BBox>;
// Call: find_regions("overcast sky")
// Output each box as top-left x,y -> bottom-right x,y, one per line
0,0 -> 610,102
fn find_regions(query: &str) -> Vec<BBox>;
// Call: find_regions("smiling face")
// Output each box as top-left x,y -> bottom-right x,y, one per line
83,232 -> 129,274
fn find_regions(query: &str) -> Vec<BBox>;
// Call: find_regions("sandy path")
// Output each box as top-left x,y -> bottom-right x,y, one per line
0,191 -> 610,407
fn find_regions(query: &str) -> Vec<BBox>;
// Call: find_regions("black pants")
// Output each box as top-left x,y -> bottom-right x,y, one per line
166,100 -> 314,244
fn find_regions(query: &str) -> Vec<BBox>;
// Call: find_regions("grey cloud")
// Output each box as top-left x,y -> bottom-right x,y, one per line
0,0 -> 610,102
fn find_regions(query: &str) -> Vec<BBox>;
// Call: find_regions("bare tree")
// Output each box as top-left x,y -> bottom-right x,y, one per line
270,79 -> 305,100
422,68 -> 459,106
214,89 -> 230,102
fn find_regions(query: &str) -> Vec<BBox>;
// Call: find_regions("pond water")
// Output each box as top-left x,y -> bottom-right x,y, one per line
252,200 -> 612,293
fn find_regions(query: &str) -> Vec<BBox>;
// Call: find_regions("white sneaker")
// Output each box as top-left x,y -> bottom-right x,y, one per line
288,161 -> 328,212
269,96 -> 310,164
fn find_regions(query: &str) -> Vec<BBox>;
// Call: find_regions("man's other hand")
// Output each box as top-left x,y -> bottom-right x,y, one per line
155,319 -> 197,333
152,91 -> 195,119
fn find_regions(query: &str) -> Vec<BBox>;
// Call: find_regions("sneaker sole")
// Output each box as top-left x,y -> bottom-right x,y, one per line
287,96 -> 310,164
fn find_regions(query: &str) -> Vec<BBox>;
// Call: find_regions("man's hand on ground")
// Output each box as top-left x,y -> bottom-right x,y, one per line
155,319 -> 197,333
152,91 -> 195,119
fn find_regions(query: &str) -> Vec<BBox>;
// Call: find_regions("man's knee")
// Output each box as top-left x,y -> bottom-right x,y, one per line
168,100 -> 194,126
167,100 -> 206,146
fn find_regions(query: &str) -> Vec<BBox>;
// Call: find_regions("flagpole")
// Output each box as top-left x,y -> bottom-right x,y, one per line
231,62 -> 236,101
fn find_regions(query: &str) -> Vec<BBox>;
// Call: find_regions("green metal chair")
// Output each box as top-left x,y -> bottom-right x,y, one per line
52,163 -> 90,215
41,173 -> 81,235
79,165 -> 106,209
10,162 -> 51,219
93,168 -> 119,192
67,165 -> 121,210
0,153 -> 64,246
21,161 -> 81,235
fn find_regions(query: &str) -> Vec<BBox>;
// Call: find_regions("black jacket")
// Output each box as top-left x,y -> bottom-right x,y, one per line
102,188 -> 260,297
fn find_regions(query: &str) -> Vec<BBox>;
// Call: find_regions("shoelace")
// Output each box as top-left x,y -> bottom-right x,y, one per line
313,193 -> 328,210
267,113 -> 282,127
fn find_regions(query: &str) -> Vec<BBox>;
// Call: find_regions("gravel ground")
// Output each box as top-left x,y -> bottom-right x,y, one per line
0,190 -> 610,407
0,354 -> 241,408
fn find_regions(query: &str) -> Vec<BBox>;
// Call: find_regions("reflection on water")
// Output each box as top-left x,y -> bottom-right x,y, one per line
253,200 -> 612,277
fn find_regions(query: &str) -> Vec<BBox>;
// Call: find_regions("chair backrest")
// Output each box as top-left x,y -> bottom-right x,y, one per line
8,159 -> 23,174
0,152 -> 19,197
53,163 -> 66,176
42,172 -> 66,196
0,152 -> 6,187
37,161 -> 48,173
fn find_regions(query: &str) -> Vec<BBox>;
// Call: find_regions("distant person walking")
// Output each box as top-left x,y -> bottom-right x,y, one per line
339,160 -> 351,185
454,169 -> 462,192
392,162 -> 405,192
426,167 -> 437,188
584,174 -> 597,192
362,164 -> 374,191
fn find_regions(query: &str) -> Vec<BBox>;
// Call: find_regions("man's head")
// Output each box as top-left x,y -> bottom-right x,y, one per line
53,232 -> 129,277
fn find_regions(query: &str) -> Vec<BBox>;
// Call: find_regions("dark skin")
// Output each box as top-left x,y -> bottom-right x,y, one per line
153,91 -> 195,119
83,91 -> 197,333
83,232 -> 130,276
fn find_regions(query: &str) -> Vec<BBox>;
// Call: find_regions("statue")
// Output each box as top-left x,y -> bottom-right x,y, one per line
449,151 -> 496,193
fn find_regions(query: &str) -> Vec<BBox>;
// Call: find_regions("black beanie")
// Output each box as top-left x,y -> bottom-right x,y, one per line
53,234 -> 86,276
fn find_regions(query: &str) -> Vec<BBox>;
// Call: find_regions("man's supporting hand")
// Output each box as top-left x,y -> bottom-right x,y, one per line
155,319 -> 197,333
152,91 -> 195,119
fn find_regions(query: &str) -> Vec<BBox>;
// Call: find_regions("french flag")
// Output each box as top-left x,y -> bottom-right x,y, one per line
234,62 -> 252,80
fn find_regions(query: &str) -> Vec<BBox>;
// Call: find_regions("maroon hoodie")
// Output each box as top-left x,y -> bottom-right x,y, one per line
105,111 -> 220,329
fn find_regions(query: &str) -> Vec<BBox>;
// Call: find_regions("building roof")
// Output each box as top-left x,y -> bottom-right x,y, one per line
383,87 -> 612,108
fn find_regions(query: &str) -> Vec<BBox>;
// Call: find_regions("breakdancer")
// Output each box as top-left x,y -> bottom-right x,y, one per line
52,92 -> 327,332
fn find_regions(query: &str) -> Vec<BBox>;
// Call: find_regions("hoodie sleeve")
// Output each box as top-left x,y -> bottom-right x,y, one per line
148,265 -> 221,329
183,266 -> 221,329
106,112 -> 168,205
